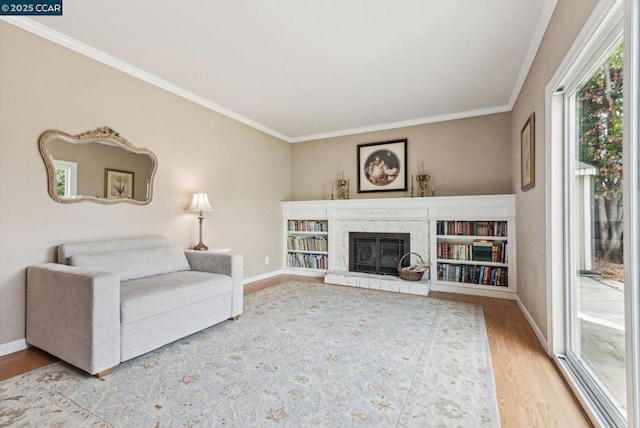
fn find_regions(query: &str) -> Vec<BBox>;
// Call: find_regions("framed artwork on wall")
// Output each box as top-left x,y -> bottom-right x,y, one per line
521,113 -> 535,191
105,168 -> 134,199
357,139 -> 407,193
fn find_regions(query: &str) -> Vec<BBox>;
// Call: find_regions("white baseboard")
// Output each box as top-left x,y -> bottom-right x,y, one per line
244,269 -> 285,284
0,338 -> 29,357
515,294 -> 549,353
430,282 -> 517,300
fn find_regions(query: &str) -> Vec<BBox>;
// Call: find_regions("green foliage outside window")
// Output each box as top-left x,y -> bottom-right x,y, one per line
577,42 -> 623,262
56,168 -> 66,197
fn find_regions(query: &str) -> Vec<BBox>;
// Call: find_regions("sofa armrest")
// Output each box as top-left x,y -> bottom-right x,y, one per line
26,263 -> 120,375
185,252 -> 244,317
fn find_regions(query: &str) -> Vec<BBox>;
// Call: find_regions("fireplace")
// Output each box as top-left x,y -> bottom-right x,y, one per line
349,232 -> 410,276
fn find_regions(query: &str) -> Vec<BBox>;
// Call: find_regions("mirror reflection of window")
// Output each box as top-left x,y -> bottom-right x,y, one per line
53,159 -> 78,198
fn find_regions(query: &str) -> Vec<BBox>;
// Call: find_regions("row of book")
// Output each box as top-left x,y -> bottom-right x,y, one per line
437,241 -> 507,263
287,236 -> 328,252
287,220 -> 328,233
437,263 -> 508,287
287,253 -> 328,270
436,220 -> 507,237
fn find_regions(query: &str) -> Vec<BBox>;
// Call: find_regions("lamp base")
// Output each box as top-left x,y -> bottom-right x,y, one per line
192,243 -> 208,251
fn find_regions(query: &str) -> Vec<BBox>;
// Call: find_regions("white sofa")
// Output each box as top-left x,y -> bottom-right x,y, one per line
26,235 -> 243,376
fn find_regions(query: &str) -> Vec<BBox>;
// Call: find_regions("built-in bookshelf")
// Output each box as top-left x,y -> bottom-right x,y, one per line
285,219 -> 329,272
282,195 -> 516,299
435,220 -> 511,290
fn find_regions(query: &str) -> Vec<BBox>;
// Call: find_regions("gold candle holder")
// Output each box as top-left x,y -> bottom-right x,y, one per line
337,178 -> 348,199
416,174 -> 430,197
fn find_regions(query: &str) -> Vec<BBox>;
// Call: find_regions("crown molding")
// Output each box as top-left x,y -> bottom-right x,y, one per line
508,0 -> 559,108
0,17 -> 293,143
289,104 -> 511,143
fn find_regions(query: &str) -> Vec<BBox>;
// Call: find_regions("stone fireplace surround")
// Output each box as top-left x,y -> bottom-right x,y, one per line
283,197 -> 434,296
327,209 -> 430,295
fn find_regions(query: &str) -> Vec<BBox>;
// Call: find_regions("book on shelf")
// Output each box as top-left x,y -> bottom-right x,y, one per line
436,262 -> 508,287
472,240 -> 493,262
287,252 -> 328,270
287,220 -> 327,233
437,240 -> 507,263
436,220 -> 507,237
287,236 -> 328,252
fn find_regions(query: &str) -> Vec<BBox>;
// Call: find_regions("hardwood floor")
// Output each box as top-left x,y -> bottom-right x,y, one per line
0,275 -> 590,427
430,290 -> 591,427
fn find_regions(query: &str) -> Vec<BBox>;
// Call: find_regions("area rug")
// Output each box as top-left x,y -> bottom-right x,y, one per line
0,281 -> 499,427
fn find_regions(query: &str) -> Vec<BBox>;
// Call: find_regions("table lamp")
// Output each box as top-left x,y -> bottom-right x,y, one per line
188,192 -> 213,250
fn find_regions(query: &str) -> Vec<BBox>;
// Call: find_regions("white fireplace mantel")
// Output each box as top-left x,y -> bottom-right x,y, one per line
282,195 -> 516,299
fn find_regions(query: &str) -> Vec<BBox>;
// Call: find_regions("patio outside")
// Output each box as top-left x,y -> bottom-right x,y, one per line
579,265 -> 625,410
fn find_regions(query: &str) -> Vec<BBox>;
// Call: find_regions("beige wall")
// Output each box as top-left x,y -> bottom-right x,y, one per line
291,113 -> 513,200
0,22 -> 291,345
510,0 -> 599,337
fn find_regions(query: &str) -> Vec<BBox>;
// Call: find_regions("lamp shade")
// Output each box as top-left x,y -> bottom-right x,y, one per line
188,193 -> 212,211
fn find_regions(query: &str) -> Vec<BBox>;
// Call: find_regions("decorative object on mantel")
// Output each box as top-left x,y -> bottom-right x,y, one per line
415,162 -> 430,197
357,139 -> 407,193
521,112 -> 535,191
337,170 -> 349,199
188,192 -> 213,250
397,252 -> 431,281
416,174 -> 430,197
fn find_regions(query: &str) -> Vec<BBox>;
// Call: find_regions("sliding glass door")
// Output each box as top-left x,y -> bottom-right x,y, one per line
564,40 -> 627,424
549,1 -> 640,425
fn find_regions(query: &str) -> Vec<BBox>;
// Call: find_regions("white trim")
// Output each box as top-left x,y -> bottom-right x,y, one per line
623,0 -> 640,424
0,17 -> 291,143
283,269 -> 326,278
289,105 -> 511,143
508,0 -> 559,108
515,295 -> 549,352
554,355 -> 610,428
243,269 -> 285,285
52,159 -> 78,197
0,338 -> 29,357
430,282 -> 516,300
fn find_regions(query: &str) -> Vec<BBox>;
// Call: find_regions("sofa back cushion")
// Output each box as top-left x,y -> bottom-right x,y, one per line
70,245 -> 191,281
58,235 -> 171,265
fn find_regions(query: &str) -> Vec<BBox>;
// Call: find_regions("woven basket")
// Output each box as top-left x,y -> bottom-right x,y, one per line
397,252 -> 431,281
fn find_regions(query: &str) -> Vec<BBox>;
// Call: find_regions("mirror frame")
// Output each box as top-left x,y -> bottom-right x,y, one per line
39,127 -> 158,205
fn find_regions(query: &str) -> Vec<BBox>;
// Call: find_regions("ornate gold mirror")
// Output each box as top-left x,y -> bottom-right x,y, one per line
39,127 -> 158,205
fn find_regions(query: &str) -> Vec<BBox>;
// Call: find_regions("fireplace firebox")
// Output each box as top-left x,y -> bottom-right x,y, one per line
349,232 -> 410,276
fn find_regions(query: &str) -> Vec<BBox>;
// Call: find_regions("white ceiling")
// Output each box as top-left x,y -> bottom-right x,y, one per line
15,0 -> 556,142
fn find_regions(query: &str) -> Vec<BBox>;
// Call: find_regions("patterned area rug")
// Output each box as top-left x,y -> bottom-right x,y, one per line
0,281 -> 499,427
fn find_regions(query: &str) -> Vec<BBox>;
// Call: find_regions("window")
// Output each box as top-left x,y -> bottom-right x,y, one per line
52,159 -> 77,198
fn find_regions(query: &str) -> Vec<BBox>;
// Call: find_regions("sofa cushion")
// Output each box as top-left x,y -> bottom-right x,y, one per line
70,245 -> 190,281
58,235 -> 170,265
120,271 -> 232,323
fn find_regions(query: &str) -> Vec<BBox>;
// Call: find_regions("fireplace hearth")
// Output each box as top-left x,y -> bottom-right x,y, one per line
349,232 -> 410,276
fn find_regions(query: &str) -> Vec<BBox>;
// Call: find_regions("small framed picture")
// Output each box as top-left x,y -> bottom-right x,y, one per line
357,139 -> 408,193
521,113 -> 535,191
105,169 -> 134,199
